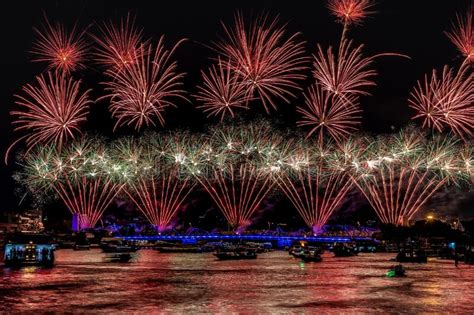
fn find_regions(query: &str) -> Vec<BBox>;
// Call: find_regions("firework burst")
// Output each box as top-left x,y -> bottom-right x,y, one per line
408,63 -> 474,139
215,13 -> 308,113
92,14 -> 145,72
350,129 -> 466,225
276,143 -> 353,235
20,138 -> 125,230
313,39 -> 376,99
195,59 -> 250,121
102,37 -> 187,131
7,72 -> 91,163
328,0 -> 374,27
114,134 -> 196,232
445,7 -> 473,62
297,83 -> 361,144
31,17 -> 88,73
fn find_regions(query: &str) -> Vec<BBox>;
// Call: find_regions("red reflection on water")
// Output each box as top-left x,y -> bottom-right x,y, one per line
1,250 -> 474,313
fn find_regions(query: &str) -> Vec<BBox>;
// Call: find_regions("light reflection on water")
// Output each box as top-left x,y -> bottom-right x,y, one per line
1,250 -> 473,313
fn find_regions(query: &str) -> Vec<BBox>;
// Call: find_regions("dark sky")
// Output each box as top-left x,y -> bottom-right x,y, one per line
0,0 -> 472,217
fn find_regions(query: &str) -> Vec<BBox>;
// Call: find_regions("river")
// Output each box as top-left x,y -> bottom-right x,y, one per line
1,250 -> 473,313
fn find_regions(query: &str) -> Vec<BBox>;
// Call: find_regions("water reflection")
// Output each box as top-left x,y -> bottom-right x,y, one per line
1,250 -> 473,313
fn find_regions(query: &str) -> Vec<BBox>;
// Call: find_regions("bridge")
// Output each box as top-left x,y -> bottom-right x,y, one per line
123,234 -> 376,248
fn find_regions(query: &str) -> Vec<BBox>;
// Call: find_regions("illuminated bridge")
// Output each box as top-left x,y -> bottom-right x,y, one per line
123,234 -> 376,248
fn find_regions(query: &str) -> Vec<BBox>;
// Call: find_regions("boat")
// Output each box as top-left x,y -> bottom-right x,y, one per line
290,245 -> 323,258
300,249 -> 322,263
289,245 -> 304,258
3,233 -> 55,267
386,264 -> 406,277
214,246 -> 257,260
100,238 -> 138,253
104,253 -> 134,263
396,249 -> 427,263
333,243 -> 358,257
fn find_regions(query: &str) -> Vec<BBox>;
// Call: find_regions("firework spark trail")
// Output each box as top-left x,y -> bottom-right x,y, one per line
19,138 -> 125,230
409,63 -> 474,139
125,172 -> 195,233
445,7 -> 474,63
195,59 -> 250,121
91,14 -> 145,72
297,83 -> 361,144
350,130 -> 464,226
55,175 -> 122,230
313,39 -> 377,101
191,122 -> 284,231
276,150 -> 353,235
31,17 -> 88,73
102,37 -> 187,131
196,164 -> 274,230
6,72 -> 91,164
354,166 -> 446,225
215,13 -> 308,113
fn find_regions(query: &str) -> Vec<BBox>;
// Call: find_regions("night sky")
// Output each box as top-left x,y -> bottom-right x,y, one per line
0,0 -> 472,220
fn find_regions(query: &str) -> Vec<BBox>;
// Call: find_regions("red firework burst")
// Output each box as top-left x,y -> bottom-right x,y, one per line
313,39 -> 376,98
276,151 -> 353,235
297,84 -> 361,144
195,59 -> 250,121
445,7 -> 474,62
92,14 -> 145,72
56,175 -> 122,230
215,13 -> 308,113
327,0 -> 374,27
197,164 -> 274,231
8,72 -> 91,162
354,166 -> 446,226
408,64 -> 474,139
125,172 -> 195,233
31,17 -> 88,73
102,37 -> 187,131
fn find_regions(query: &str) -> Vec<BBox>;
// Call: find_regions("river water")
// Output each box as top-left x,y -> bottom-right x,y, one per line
1,249 -> 473,313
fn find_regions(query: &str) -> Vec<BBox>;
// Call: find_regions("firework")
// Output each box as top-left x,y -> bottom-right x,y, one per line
7,72 -> 91,163
328,0 -> 374,27
297,83 -> 361,144
125,172 -> 194,233
215,13 -> 308,113
408,63 -> 474,139
20,138 -> 124,230
114,134 -> 195,232
445,7 -> 473,62
92,14 -> 145,72
195,59 -> 250,121
350,130 -> 464,225
102,37 -> 187,131
191,122 -> 283,230
313,39 -> 376,100
31,17 -> 88,73
276,144 -> 353,235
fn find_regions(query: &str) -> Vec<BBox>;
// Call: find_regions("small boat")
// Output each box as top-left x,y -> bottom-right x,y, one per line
289,245 -> 304,258
4,233 -> 55,267
333,243 -> 358,257
300,250 -> 322,263
386,264 -> 406,277
396,249 -> 427,263
105,253 -> 134,263
101,239 -> 138,253
214,247 -> 257,260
